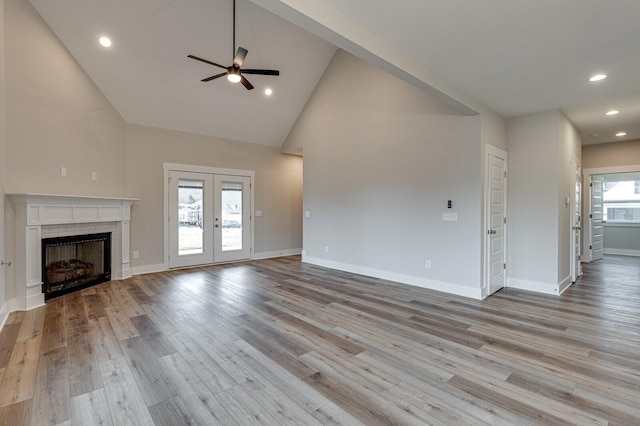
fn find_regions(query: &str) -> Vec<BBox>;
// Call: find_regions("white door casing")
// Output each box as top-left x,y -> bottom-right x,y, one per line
590,175 -> 604,262
485,146 -> 507,296
571,162 -> 582,281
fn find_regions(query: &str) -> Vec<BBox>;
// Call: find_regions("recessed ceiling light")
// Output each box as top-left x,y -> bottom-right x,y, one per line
99,36 -> 112,48
606,110 -> 619,116
589,74 -> 607,82
591,133 -> 599,137
264,88 -> 273,96
616,132 -> 627,137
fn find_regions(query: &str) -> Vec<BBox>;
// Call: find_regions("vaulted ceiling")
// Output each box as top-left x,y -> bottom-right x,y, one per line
31,0 -> 640,147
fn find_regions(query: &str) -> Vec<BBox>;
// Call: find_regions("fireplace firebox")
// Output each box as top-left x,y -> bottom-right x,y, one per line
41,232 -> 111,299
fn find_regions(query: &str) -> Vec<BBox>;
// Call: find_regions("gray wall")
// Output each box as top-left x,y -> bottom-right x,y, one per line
1,0 -> 7,322
507,110 -> 581,291
603,225 -> 640,255
582,139 -> 640,169
126,124 -> 303,269
286,50 -> 484,297
4,0 -> 127,197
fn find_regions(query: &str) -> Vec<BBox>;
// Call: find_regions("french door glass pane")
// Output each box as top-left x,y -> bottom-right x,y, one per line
178,179 -> 204,255
221,181 -> 243,251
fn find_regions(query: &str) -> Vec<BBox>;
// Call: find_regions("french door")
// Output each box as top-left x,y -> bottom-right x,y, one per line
169,171 -> 251,268
213,175 -> 251,263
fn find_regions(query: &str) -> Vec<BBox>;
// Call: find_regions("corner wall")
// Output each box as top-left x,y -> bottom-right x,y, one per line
289,50 -> 484,298
506,109 -> 581,294
4,0 -> 127,197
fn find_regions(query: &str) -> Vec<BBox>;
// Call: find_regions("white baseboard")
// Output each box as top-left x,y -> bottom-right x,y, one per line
302,255 -> 483,300
603,248 -> 640,257
253,248 -> 302,260
507,276 -> 572,295
131,263 -> 166,276
0,301 -> 11,331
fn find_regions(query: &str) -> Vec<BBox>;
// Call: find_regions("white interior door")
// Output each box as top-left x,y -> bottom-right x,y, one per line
213,175 -> 251,263
169,171 -> 213,268
487,152 -> 506,295
571,163 -> 582,281
590,175 -> 604,261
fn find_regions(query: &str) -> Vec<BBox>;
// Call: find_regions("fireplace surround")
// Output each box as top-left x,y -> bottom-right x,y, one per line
8,194 -> 137,310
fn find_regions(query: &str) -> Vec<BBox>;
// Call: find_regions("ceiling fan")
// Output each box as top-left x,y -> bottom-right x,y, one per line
187,0 -> 279,90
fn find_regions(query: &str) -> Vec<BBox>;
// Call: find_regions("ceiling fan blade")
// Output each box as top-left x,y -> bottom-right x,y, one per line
240,75 -> 254,90
201,72 -> 227,82
233,47 -> 248,67
187,55 -> 227,70
242,69 -> 280,76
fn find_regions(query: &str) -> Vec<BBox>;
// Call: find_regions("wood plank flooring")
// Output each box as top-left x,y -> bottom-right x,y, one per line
0,255 -> 638,425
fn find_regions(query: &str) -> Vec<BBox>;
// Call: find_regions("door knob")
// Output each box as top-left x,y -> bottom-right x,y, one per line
215,224 -> 219,228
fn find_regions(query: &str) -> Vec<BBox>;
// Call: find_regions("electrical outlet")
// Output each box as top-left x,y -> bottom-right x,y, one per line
305,211 -> 311,218
425,259 -> 432,269
133,251 -> 139,259
325,246 -> 329,253
92,171 -> 98,181
60,167 -> 67,177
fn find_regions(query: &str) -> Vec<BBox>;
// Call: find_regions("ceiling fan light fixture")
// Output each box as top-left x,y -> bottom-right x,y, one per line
227,68 -> 241,83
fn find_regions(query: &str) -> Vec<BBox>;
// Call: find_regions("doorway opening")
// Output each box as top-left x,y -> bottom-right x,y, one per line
583,166 -> 640,263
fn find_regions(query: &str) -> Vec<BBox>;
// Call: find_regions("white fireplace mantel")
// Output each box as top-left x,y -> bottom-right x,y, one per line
7,194 -> 138,310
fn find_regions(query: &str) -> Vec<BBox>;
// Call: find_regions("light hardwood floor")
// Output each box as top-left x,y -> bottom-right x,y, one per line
0,255 -> 638,425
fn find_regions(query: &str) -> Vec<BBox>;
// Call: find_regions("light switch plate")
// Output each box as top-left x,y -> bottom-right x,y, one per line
255,210 -> 263,217
443,212 -> 458,221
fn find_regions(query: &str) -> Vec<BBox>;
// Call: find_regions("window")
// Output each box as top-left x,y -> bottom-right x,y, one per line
602,179 -> 640,223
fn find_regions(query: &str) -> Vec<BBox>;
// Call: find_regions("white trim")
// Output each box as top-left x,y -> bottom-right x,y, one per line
0,301 -> 11,331
506,276 -> 572,295
482,143 -> 508,298
570,157 -> 582,282
303,255 -> 483,300
131,263 -> 167,276
603,248 -> 640,257
253,248 -> 302,260
163,162 -> 255,178
558,275 -> 573,295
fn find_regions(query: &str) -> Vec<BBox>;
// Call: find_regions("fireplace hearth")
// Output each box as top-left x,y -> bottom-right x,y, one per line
42,232 -> 111,299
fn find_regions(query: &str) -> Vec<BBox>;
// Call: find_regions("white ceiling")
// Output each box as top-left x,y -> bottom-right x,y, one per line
30,0 -> 640,147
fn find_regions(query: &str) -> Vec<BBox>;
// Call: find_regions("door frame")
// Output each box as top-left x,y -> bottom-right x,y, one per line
582,164 -> 640,262
483,144 -> 508,298
570,157 -> 582,281
163,162 -> 255,270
